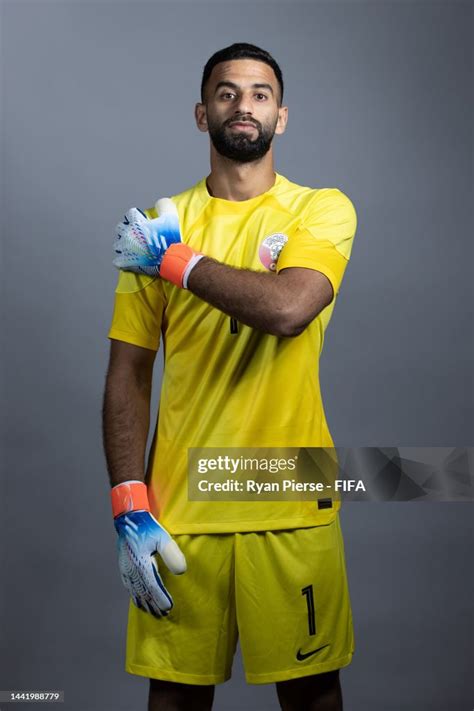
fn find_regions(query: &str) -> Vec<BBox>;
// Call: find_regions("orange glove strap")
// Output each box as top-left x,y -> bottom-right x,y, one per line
160,243 -> 200,287
110,480 -> 150,519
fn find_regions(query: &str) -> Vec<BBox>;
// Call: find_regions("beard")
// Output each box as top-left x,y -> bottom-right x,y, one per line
207,114 -> 278,164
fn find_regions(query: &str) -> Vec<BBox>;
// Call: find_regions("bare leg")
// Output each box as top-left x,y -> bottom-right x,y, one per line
276,670 -> 343,711
148,679 -> 215,711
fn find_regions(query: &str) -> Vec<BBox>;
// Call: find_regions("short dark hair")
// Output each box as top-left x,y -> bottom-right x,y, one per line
200,43 -> 284,105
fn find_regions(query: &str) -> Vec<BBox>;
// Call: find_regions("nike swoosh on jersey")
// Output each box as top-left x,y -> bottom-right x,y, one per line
296,643 -> 330,661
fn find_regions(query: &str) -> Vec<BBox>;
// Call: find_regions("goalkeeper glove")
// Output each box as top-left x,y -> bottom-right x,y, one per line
111,480 -> 187,617
113,198 -> 203,288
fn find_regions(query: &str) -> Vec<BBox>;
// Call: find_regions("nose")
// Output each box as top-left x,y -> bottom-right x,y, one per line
233,92 -> 253,116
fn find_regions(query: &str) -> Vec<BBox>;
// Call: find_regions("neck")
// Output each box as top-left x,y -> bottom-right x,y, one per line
206,148 -> 276,201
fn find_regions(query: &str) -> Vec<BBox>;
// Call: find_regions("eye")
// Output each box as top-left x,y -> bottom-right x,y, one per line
255,93 -> 268,101
220,92 -> 236,100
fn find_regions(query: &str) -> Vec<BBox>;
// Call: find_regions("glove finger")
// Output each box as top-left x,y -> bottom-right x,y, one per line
130,590 -> 146,611
115,221 -> 130,241
140,556 -> 174,613
159,539 -> 187,575
154,198 -> 178,217
142,594 -> 168,619
133,573 -> 170,619
123,207 -> 147,225
140,598 -> 153,615
148,558 -> 173,617
113,233 -> 127,264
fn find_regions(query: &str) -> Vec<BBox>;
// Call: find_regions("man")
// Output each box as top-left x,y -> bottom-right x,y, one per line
103,43 -> 356,711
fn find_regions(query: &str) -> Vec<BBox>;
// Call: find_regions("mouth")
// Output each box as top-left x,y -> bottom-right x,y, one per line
228,121 -> 257,131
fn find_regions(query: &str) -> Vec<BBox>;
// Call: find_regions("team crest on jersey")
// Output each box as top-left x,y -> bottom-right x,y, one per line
259,233 -> 288,271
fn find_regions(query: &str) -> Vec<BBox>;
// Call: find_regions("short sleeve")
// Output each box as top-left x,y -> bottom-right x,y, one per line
107,271 -> 166,351
277,189 -> 357,296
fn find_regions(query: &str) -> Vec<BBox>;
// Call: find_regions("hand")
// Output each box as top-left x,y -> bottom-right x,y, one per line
113,199 -> 204,288
114,510 -> 187,617
113,199 -> 182,277
110,481 -> 186,618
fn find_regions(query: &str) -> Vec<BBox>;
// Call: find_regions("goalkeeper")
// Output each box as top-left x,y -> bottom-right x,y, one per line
103,43 -> 357,711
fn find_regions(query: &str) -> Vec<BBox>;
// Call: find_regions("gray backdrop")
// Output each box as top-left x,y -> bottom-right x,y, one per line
1,1 -> 472,710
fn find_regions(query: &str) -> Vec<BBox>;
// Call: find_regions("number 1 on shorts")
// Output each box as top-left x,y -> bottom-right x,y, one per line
301,584 -> 316,636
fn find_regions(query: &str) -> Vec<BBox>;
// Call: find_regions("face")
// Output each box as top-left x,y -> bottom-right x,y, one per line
195,59 -> 288,164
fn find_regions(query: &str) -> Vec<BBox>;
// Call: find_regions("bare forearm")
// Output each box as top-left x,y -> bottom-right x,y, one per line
188,257 -> 294,335
102,371 -> 151,487
187,257 -> 331,337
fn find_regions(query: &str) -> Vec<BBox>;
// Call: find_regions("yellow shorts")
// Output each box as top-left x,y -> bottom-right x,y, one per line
125,515 -> 354,685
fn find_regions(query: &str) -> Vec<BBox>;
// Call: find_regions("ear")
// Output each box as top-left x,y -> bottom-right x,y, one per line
274,105 -> 288,136
195,102 -> 209,133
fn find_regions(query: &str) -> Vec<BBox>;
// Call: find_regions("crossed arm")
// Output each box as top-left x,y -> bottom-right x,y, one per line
103,261 -> 333,484
187,258 -> 334,337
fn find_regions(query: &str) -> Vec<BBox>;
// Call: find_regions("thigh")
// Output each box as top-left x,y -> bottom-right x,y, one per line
126,533 -> 238,685
235,515 -> 354,685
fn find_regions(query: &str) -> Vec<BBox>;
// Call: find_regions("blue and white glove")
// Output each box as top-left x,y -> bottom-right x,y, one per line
113,199 -> 182,276
111,481 -> 187,618
113,198 -> 203,287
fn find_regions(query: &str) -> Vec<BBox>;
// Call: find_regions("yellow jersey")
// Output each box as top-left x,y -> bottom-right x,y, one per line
108,172 -> 357,533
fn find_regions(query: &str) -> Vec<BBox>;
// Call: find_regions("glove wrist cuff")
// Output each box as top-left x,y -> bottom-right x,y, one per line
111,480 -> 150,519
160,243 -> 204,288
182,253 -> 205,289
